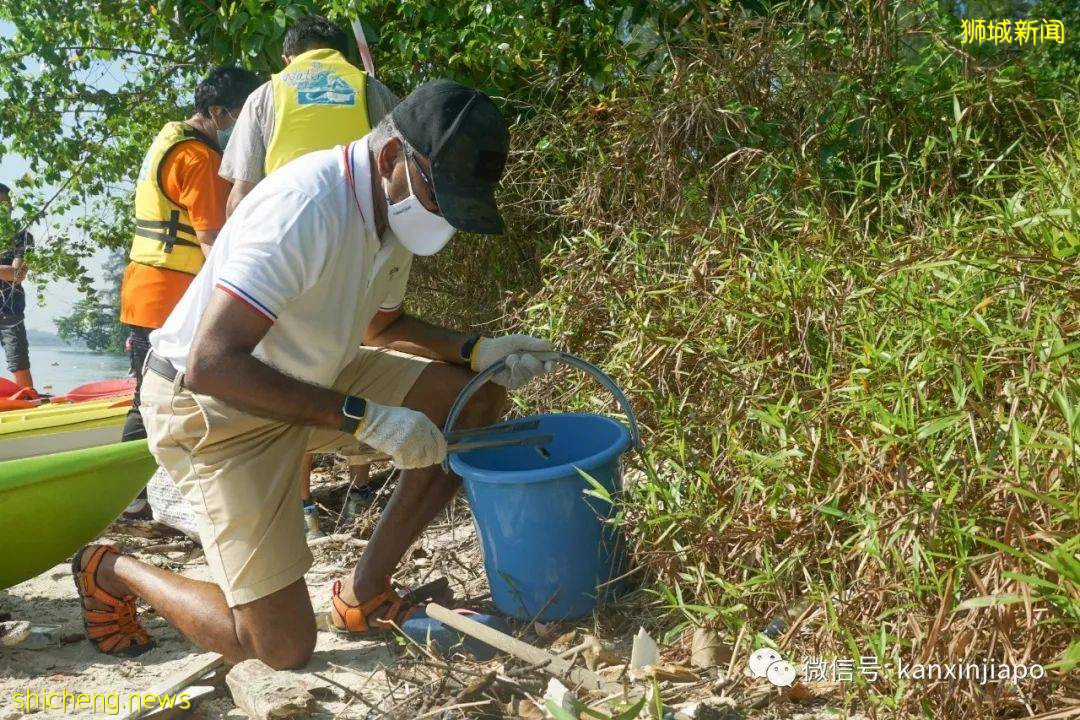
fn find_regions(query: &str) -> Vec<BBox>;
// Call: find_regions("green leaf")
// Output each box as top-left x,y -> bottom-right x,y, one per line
818,504 -> 852,520
1001,571 -> 1058,591
544,700 -> 580,720
1046,641 -> 1080,673
915,413 -> 964,440
612,697 -> 648,720
228,10 -> 250,34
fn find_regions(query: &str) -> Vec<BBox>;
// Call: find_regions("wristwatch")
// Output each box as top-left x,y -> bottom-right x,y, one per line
339,395 -> 367,434
460,334 -> 481,363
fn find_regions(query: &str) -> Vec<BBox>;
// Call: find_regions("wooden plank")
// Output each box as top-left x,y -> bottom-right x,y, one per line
425,604 -> 622,696
116,652 -> 224,720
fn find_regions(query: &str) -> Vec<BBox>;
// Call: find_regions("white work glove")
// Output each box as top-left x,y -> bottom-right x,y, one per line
469,334 -> 555,390
355,402 -> 447,469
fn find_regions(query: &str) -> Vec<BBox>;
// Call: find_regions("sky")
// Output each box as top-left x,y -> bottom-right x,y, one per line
1,20 -> 122,334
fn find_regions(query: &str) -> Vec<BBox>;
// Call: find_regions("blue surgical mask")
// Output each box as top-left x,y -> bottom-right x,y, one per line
216,109 -> 236,149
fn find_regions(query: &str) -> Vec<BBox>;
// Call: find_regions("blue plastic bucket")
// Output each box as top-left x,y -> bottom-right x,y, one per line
444,353 -> 640,621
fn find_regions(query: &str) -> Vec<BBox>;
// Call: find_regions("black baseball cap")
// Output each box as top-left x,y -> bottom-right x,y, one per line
391,80 -> 509,235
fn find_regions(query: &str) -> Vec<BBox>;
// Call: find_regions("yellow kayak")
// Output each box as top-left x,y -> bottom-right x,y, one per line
0,400 -> 130,461
0,395 -> 129,422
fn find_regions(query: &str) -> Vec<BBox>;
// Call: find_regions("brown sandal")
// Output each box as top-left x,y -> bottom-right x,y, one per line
71,544 -> 154,657
329,577 -> 420,636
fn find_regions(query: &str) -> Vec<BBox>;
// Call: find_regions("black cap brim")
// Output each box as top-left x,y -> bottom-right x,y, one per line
432,167 -> 505,235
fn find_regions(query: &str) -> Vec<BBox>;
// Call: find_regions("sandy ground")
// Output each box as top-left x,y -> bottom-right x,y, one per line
0,466 -> 485,719
0,465 -> 853,719
0,535 -> 413,719
0,547 -> 400,719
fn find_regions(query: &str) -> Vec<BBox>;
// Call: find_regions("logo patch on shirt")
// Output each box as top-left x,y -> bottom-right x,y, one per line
284,64 -> 356,107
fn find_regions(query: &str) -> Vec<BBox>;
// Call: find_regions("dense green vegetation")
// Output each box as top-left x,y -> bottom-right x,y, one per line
1,1 -> 1076,717
420,4 -> 1079,717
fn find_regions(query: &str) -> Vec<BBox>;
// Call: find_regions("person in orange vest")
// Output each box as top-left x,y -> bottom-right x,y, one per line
219,15 -> 400,537
117,66 -> 259,519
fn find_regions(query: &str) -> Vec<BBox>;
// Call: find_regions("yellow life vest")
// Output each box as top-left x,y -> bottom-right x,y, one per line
129,121 -> 218,276
265,48 -> 370,175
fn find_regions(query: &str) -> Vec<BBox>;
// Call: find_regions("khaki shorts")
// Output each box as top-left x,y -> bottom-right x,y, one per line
140,347 -> 430,607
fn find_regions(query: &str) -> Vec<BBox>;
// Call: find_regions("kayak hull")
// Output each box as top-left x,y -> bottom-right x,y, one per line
51,378 -> 136,404
0,440 -> 154,589
0,400 -> 130,461
0,396 -> 131,423
0,397 -> 41,411
0,375 -> 135,412
0,423 -> 123,461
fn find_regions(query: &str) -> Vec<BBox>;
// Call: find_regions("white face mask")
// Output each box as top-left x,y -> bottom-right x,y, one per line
383,154 -> 455,256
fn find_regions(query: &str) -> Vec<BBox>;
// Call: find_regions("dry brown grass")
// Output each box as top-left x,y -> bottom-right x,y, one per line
406,4 -> 1078,717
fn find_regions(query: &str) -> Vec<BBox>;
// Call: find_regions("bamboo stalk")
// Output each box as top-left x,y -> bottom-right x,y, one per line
359,433 -> 553,464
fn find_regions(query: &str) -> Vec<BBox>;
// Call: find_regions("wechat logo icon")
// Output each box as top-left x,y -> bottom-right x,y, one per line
748,647 -> 797,687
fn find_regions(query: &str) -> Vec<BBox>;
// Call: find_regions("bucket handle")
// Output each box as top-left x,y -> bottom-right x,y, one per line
443,351 -> 641,471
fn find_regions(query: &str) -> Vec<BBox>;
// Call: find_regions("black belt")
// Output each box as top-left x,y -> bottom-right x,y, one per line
146,352 -> 178,382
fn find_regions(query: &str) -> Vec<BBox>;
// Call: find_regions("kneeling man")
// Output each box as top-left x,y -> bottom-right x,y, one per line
73,80 -> 554,668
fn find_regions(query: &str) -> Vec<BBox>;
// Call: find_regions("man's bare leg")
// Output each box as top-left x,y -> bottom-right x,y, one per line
77,550 -> 315,669
339,362 -> 505,606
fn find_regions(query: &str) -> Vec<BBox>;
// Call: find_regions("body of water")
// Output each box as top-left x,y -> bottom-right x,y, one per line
23,346 -> 132,394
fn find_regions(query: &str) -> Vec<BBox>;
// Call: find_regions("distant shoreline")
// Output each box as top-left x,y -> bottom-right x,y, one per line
25,328 -> 89,350
49,347 -> 125,355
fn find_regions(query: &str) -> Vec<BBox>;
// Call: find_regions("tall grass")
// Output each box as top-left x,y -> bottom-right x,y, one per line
409,3 -> 1078,716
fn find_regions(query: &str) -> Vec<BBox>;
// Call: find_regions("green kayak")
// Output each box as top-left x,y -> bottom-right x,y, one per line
0,440 -> 155,589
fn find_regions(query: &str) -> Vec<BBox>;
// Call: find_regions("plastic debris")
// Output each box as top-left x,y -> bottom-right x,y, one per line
629,627 -> 658,670
18,625 -> 62,650
542,678 -> 579,718
0,621 -> 31,647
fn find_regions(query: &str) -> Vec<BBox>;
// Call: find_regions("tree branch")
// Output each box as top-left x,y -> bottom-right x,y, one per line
57,45 -> 184,61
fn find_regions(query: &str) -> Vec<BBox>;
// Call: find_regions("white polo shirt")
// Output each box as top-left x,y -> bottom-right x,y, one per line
150,137 -> 413,387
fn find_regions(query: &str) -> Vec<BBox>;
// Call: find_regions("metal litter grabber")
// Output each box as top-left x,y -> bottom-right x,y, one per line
358,430 -> 554,465
444,418 -> 540,444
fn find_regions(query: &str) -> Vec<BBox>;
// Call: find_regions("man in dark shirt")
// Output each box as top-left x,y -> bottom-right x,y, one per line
0,183 -> 35,392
